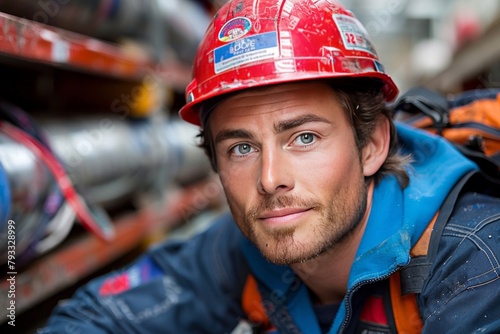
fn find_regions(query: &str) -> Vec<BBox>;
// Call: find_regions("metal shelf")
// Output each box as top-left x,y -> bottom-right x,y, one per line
0,11 -> 152,80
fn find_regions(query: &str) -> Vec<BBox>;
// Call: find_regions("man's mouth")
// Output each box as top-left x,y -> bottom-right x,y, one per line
258,207 -> 312,226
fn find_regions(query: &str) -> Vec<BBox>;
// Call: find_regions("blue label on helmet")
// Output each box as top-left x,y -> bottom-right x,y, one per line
214,31 -> 278,74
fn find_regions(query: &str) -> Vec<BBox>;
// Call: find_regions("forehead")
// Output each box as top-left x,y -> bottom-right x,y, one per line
209,81 -> 343,124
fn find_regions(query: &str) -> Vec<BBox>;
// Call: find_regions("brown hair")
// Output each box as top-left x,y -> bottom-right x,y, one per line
196,79 -> 411,188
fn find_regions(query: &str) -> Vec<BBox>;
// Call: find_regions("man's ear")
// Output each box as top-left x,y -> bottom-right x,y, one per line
362,117 -> 390,177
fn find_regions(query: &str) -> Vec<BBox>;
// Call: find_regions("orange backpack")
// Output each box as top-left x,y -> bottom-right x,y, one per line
394,87 -> 500,178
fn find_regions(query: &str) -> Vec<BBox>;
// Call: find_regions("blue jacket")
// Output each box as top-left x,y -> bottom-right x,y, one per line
40,124 -> 500,333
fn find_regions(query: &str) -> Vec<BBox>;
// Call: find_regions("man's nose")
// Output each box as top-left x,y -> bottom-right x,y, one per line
257,148 -> 294,195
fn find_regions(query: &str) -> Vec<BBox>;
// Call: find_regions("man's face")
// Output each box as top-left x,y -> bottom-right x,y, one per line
209,81 -> 369,265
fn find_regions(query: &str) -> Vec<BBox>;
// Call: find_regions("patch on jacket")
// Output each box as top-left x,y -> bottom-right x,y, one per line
99,256 -> 163,296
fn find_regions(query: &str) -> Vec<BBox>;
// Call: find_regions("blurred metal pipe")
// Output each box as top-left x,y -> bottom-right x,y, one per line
0,113 -> 210,263
0,116 -> 167,215
37,114 -> 210,206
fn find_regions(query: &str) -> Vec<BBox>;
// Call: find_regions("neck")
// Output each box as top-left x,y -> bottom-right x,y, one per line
291,181 -> 375,305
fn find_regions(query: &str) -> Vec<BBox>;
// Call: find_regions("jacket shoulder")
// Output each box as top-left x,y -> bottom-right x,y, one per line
419,190 -> 500,332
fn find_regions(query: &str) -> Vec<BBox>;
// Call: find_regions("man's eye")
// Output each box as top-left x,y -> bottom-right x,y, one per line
296,133 -> 315,145
231,143 -> 253,156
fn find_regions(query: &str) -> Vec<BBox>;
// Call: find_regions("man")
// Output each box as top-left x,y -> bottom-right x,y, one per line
41,0 -> 500,333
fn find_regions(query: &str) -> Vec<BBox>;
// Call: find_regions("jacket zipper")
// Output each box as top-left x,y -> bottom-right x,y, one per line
338,269 -> 398,333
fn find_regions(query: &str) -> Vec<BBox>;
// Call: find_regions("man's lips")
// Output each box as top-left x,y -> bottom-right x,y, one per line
258,208 -> 312,226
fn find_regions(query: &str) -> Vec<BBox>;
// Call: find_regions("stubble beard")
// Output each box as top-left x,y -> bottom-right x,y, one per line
228,177 -> 369,265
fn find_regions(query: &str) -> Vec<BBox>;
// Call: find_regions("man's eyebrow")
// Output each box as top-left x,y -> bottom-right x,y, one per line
274,114 -> 331,133
215,129 -> 255,144
214,114 -> 330,144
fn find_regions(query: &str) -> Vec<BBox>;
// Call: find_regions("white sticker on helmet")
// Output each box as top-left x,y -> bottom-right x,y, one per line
333,14 -> 377,56
219,17 -> 252,42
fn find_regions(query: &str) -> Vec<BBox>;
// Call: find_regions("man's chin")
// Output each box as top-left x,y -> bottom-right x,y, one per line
255,239 -> 309,265
260,251 -> 316,266
244,222 -> 313,264
260,252 -> 297,266
255,232 -> 334,265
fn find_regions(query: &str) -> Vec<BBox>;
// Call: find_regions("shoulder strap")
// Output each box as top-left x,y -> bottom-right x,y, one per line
400,170 -> 476,295
453,144 -> 500,180
389,271 -> 424,334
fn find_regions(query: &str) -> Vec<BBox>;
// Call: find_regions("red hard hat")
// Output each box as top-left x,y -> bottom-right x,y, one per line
179,0 -> 399,127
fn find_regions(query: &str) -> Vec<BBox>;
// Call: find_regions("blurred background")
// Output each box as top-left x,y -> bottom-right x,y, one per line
347,0 -> 500,94
0,0 -> 499,332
